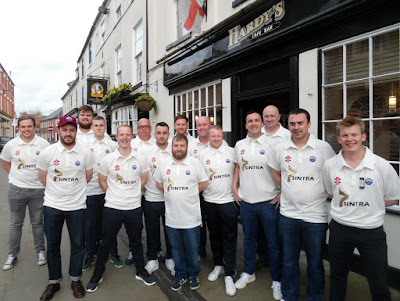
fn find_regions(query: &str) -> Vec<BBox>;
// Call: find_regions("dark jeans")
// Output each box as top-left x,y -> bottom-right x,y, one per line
257,221 -> 269,262
92,207 -> 145,279
240,200 -> 282,280
199,193 -> 207,259
85,194 -> 117,257
279,214 -> 327,301
143,200 -> 172,260
44,206 -> 85,283
166,226 -> 201,278
329,219 -> 391,301
204,201 -> 238,276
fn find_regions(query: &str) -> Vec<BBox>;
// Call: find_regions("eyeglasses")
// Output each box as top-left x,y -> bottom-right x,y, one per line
138,125 -> 151,129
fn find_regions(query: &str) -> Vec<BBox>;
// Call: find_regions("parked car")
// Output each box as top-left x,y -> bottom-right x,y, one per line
0,136 -> 12,152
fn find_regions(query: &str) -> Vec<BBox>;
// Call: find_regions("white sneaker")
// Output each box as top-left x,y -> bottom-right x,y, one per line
2,254 -> 17,271
271,281 -> 283,300
208,265 -> 224,281
224,276 -> 236,296
37,251 -> 47,266
144,259 -> 159,274
165,258 -> 175,276
234,272 -> 256,289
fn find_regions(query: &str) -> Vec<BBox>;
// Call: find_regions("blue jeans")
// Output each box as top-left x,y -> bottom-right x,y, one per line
279,214 -> 327,301
44,206 -> 85,283
8,184 -> 45,256
143,200 -> 172,260
92,207 -> 145,279
85,194 -> 117,257
329,219 -> 390,301
240,200 -> 281,280
166,226 -> 200,279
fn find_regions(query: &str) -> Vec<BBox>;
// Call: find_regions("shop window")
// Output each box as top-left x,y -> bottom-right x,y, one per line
111,105 -> 138,135
322,25 -> 400,211
133,20 -> 143,84
174,81 -> 223,137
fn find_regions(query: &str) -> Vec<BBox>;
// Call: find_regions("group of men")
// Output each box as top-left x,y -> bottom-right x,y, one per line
1,104 -> 398,301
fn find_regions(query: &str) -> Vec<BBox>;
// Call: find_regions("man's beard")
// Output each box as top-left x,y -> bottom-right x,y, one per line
173,150 -> 187,160
60,136 -> 75,146
79,122 -> 91,130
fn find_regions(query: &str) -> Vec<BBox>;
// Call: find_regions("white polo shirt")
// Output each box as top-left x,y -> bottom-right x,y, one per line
168,132 -> 195,144
144,143 -> 172,202
86,136 -> 118,196
155,156 -> 208,229
233,134 -> 278,203
76,127 -> 94,146
130,136 -> 156,157
37,141 -> 95,211
99,149 -> 149,210
1,135 -> 50,189
269,134 -> 335,223
322,147 -> 400,229
263,124 -> 291,147
198,144 -> 235,204
188,138 -> 209,158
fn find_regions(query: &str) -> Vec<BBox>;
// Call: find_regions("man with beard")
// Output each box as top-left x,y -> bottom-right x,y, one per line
198,125 -> 238,296
37,115 -> 94,301
86,125 -> 154,293
1,115 -> 50,271
155,134 -> 208,291
143,122 -> 175,275
169,115 -> 195,143
76,105 -> 94,145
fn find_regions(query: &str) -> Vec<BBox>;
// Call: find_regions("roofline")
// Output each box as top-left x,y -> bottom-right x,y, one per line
0,63 -> 15,86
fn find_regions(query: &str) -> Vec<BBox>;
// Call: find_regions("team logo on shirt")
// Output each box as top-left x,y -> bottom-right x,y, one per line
115,165 -> 120,171
134,148 -> 138,152
18,158 -> 25,169
18,158 -> 36,169
365,178 -> 373,185
36,151 -> 40,156
167,169 -> 171,175
209,168 -> 216,181
16,150 -> 20,156
240,149 -> 245,155
54,159 -> 59,166
206,160 -> 210,165
132,165 -> 137,170
260,150 -> 265,155
186,170 -> 191,175
241,157 -> 249,171
309,156 -> 316,162
152,157 -> 156,163
194,149 -> 198,154
105,149 -> 110,154
226,159 -> 230,164
167,177 -> 174,191
335,177 -> 341,185
339,188 -> 349,207
287,166 -> 297,182
53,169 -> 63,181
285,156 -> 291,163
75,161 -> 80,166
115,173 -> 123,184
90,148 -> 94,152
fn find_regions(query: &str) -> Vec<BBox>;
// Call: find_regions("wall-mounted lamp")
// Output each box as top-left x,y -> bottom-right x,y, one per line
195,115 -> 199,120
389,83 -> 397,112
98,6 -> 109,15
210,116 -> 214,123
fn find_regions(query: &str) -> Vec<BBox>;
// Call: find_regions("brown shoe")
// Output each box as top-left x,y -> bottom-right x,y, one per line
40,283 -> 60,301
71,280 -> 85,298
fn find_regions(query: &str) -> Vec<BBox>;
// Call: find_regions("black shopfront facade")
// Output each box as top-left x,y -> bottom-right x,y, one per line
163,0 -> 400,288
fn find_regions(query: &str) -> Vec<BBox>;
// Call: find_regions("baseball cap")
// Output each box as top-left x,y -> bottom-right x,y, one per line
58,115 -> 77,128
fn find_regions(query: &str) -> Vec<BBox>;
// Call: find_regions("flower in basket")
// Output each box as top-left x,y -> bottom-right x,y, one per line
102,83 -> 133,105
134,93 -> 158,112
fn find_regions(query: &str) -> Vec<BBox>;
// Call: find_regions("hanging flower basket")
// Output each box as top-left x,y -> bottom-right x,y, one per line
102,83 -> 133,106
134,93 -> 158,112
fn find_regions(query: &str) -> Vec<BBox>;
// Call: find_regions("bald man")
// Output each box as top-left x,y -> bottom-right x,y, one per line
262,105 -> 291,143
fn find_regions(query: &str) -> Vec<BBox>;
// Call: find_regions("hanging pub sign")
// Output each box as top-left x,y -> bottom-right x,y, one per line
87,78 -> 108,105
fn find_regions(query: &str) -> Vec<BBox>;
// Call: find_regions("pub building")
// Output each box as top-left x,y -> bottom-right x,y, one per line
161,0 -> 400,287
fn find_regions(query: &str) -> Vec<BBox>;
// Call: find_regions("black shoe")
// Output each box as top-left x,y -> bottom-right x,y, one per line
171,277 -> 187,291
86,276 -> 103,293
40,283 -> 60,301
135,270 -> 156,286
189,276 -> 200,290
125,251 -> 134,265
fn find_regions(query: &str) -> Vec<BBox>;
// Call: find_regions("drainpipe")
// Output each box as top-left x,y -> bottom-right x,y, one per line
145,0 -> 149,94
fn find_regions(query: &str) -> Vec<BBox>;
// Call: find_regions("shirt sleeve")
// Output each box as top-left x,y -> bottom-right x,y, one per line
86,150 -> 95,170
268,145 -> 281,171
155,163 -> 163,183
99,156 -> 109,176
36,147 -> 50,171
381,160 -> 400,201
233,143 -> 239,164
0,139 -> 12,161
321,161 -> 333,196
194,157 -> 208,183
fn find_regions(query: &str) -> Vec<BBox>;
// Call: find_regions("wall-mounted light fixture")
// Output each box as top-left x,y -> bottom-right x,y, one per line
210,116 -> 214,123
98,6 -> 109,15
389,83 -> 397,112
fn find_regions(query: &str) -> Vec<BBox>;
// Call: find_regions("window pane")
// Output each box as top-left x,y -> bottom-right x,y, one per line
216,83 -> 222,105
324,122 -> 341,153
194,90 -> 199,110
188,92 -> 192,110
346,39 -> 369,80
373,119 -> 400,161
182,94 -> 186,111
347,80 -> 369,118
324,47 -> 343,84
373,75 -> 399,118
373,30 -> 399,76
208,86 -> 214,106
200,88 -> 206,108
216,106 -> 222,126
176,96 -> 180,112
324,85 -> 343,120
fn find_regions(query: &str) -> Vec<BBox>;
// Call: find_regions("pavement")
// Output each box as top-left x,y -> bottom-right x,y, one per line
0,166 -> 399,301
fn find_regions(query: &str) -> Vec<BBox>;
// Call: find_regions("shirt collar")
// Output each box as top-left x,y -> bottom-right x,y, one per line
116,148 -> 139,161
284,133 -> 316,150
263,124 -> 286,138
246,133 -> 267,144
17,135 -> 39,145
56,140 -> 80,153
77,126 -> 93,135
172,156 -> 191,166
336,147 -> 375,170
209,143 -> 226,155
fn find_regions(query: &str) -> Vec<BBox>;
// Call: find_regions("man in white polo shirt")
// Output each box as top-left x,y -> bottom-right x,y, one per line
76,105 -> 94,145
86,125 -> 155,293
322,116 -> 400,301
37,115 -> 94,301
198,125 -> 238,296
232,111 -> 282,301
130,118 -> 155,155
83,116 -> 120,271
143,122 -> 175,275
169,115 -> 195,143
1,115 -> 50,271
269,108 -> 335,301
155,134 -> 208,292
